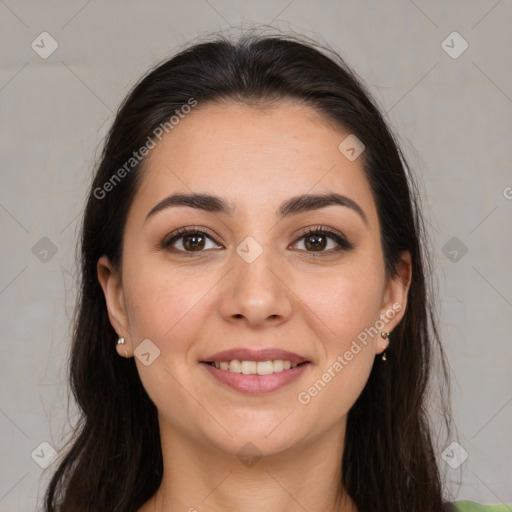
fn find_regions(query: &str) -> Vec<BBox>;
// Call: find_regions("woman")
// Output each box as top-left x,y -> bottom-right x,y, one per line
43,32 -> 510,512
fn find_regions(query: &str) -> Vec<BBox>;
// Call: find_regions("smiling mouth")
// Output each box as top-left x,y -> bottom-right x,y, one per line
204,360 -> 310,375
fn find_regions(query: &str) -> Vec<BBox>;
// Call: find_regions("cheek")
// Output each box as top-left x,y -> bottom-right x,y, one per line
122,257 -> 211,346
298,264 -> 385,345
294,271 -> 381,418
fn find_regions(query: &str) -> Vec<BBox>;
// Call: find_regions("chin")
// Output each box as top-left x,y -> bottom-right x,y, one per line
200,423 -> 303,460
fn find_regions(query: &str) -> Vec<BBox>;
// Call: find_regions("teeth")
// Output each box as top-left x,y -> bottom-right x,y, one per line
229,360 -> 241,373
256,361 -> 274,375
241,360 -> 257,374
209,359 -> 302,374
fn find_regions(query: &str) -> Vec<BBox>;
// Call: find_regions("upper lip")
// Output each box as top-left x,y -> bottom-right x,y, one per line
201,348 -> 309,365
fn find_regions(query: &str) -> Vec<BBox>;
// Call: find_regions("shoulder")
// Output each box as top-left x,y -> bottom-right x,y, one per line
453,501 -> 512,512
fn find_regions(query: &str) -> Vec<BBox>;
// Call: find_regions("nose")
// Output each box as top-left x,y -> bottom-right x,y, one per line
218,244 -> 294,328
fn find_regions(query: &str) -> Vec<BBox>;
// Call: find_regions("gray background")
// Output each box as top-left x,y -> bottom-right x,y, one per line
1,1 -> 511,510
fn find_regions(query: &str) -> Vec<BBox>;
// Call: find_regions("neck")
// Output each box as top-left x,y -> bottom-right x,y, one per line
142,417 -> 357,512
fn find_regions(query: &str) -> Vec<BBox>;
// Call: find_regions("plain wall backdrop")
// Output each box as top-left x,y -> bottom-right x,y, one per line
1,1 -> 511,510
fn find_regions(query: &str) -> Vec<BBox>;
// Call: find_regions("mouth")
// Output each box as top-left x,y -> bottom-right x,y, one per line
199,348 -> 311,395
203,359 -> 309,375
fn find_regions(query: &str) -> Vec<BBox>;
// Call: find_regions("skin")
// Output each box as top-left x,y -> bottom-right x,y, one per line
97,100 -> 411,512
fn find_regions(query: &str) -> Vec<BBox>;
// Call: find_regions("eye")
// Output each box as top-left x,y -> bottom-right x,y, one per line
160,227 -> 223,254
160,225 -> 353,256
291,225 -> 353,255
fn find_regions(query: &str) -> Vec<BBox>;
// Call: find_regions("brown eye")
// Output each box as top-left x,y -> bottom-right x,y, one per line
181,233 -> 206,251
291,227 -> 353,255
161,227 -> 222,254
303,233 -> 328,251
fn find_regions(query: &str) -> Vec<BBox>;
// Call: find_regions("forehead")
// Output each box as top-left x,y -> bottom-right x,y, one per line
131,100 -> 378,224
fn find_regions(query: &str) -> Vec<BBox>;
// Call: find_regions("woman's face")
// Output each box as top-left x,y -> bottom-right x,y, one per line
98,100 -> 410,458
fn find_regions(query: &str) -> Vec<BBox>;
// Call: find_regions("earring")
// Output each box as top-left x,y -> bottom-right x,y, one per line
117,338 -> 128,357
380,331 -> 390,361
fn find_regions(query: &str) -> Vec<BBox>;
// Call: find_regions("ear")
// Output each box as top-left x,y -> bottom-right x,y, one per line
376,250 -> 412,354
97,255 -> 132,357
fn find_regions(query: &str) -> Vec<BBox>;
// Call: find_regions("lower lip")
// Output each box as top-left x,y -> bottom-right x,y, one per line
200,362 -> 311,395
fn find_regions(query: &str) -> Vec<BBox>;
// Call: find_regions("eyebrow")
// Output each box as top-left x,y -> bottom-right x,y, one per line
145,192 -> 368,226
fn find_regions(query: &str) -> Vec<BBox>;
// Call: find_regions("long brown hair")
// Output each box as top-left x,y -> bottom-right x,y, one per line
44,31 -> 455,512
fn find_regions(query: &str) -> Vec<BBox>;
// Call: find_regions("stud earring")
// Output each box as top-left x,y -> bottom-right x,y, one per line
380,331 -> 390,361
117,338 -> 128,357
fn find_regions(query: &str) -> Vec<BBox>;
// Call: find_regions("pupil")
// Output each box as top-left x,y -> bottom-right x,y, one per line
306,234 -> 326,251
184,234 -> 205,251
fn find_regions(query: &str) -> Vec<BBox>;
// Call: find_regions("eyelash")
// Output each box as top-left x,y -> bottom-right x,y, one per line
160,225 -> 353,257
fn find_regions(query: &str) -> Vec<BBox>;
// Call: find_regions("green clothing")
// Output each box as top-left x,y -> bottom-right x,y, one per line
454,501 -> 512,512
